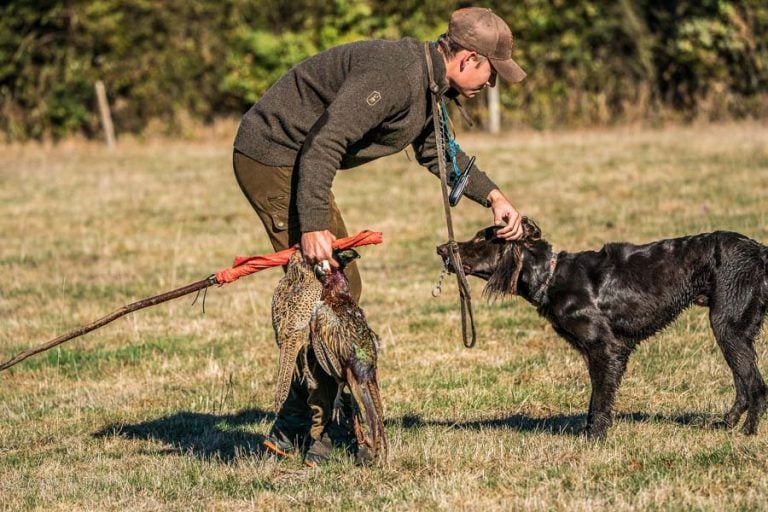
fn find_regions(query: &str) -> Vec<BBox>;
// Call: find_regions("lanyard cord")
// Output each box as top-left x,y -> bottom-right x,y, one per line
424,42 -> 477,349
440,102 -> 462,181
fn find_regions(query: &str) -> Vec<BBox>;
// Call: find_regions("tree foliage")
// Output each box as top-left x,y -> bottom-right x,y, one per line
1,0 -> 766,140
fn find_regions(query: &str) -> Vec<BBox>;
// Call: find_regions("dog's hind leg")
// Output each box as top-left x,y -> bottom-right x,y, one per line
709,298 -> 768,435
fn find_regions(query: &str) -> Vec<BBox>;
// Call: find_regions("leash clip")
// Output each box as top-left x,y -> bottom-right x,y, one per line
432,262 -> 448,297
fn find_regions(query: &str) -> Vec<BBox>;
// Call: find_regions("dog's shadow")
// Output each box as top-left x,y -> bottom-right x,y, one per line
94,408 -> 276,462
390,410 -> 718,436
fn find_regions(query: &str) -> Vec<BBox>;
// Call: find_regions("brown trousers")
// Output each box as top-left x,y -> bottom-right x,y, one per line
232,150 -> 361,301
233,149 -> 359,449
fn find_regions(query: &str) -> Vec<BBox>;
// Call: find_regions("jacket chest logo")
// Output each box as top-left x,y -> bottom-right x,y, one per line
366,91 -> 382,106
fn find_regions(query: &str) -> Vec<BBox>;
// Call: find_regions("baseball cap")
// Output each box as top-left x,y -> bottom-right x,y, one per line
448,7 -> 527,83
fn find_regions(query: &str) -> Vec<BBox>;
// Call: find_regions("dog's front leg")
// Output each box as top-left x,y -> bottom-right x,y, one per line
584,344 -> 630,440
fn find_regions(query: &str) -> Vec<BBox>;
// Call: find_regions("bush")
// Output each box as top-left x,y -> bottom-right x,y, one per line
1,0 -> 766,140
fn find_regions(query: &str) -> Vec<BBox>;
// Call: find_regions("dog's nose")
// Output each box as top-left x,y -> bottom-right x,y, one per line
436,244 -> 448,257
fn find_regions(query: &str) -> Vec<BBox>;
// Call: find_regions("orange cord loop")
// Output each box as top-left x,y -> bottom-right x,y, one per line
214,230 -> 384,285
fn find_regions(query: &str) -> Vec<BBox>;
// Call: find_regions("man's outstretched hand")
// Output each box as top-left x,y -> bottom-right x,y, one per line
487,189 -> 523,240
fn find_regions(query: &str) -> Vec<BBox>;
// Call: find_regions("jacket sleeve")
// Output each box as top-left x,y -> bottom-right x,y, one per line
296,71 -> 409,233
411,116 -> 498,207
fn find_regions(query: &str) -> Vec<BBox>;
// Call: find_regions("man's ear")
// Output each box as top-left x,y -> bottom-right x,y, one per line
459,50 -> 479,71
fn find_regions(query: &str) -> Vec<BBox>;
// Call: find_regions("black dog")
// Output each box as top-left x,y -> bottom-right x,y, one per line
437,218 -> 768,439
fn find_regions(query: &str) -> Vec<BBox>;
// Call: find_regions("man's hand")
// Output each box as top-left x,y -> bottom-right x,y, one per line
301,230 -> 339,268
487,189 -> 523,240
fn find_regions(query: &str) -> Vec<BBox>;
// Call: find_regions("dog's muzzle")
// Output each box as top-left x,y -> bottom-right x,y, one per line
436,243 -> 471,275
436,244 -> 453,271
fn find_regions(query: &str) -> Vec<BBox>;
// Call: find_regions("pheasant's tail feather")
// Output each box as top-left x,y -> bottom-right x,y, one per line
367,375 -> 387,461
274,331 -> 305,410
346,367 -> 387,463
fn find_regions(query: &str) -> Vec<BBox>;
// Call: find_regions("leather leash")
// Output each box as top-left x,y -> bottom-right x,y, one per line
424,42 -> 476,348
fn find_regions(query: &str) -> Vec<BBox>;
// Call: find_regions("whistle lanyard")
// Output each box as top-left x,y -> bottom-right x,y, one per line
440,101 -> 462,181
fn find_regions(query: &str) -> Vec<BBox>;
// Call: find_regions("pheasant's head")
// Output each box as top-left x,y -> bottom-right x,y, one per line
334,248 -> 360,269
313,248 -> 361,281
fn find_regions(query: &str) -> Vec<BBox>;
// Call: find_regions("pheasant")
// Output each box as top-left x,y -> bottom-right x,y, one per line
271,250 -> 322,412
271,248 -> 386,464
310,249 -> 387,463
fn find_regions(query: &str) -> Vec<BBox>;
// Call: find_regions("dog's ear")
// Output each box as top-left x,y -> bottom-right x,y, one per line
481,226 -> 498,241
522,217 -> 541,241
483,244 -> 524,300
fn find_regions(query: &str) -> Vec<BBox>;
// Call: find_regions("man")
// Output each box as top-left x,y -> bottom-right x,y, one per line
233,7 -> 527,464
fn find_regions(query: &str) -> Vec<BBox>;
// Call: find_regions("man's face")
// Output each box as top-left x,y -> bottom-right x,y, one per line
450,51 -> 497,98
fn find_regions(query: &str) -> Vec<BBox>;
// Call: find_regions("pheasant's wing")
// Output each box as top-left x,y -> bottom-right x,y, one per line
309,302 -> 348,380
271,252 -> 312,347
271,276 -> 292,345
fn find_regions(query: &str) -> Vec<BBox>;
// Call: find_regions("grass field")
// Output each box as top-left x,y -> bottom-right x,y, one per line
1,122 -> 768,511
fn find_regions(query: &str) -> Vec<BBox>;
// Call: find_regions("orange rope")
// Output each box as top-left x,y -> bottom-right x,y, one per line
214,230 -> 384,284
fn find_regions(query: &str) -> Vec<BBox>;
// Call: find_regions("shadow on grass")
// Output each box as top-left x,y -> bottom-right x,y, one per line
93,408 -> 276,462
388,413 -> 586,436
94,408 -> 721,460
389,410 -> 719,436
618,410 -> 720,429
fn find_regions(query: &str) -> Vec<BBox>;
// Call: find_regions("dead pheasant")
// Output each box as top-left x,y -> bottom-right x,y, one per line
310,249 -> 387,463
271,250 -> 322,411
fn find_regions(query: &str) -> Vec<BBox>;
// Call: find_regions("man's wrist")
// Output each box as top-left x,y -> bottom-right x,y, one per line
487,189 -> 505,204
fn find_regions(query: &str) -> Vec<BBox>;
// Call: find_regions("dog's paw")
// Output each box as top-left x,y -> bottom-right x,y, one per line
709,411 -> 741,430
581,426 -> 608,441
708,417 -> 737,430
740,418 -> 759,436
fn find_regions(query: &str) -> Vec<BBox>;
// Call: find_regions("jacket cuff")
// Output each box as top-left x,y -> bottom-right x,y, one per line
299,208 -> 330,233
464,172 -> 498,207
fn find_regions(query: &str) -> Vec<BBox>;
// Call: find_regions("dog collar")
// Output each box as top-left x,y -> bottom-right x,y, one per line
532,254 -> 558,304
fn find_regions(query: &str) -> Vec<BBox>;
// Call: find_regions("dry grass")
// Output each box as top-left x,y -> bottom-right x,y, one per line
1,121 -> 768,511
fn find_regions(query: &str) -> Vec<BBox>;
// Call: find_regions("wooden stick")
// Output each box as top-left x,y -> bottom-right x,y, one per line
1,231 -> 384,373
0,276 -> 216,373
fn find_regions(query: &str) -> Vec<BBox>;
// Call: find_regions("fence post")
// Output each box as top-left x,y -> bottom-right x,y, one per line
487,85 -> 500,134
94,80 -> 116,148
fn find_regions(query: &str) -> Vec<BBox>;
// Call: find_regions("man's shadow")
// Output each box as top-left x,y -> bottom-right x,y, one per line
94,408 -> 276,462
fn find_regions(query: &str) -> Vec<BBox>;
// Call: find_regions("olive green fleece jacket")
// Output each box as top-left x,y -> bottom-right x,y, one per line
233,37 -> 499,233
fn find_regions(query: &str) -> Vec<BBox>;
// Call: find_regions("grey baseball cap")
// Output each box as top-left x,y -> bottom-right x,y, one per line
448,7 -> 527,83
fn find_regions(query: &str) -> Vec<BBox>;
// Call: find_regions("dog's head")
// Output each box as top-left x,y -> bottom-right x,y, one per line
436,217 -> 547,298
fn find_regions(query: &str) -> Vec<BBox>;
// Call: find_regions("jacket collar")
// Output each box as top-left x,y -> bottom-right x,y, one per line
425,42 -> 452,97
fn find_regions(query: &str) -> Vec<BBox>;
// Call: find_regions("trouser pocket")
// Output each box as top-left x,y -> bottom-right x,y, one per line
233,150 -> 296,249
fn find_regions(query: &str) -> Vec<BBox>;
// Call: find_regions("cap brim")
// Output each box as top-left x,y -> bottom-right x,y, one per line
490,57 -> 526,83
